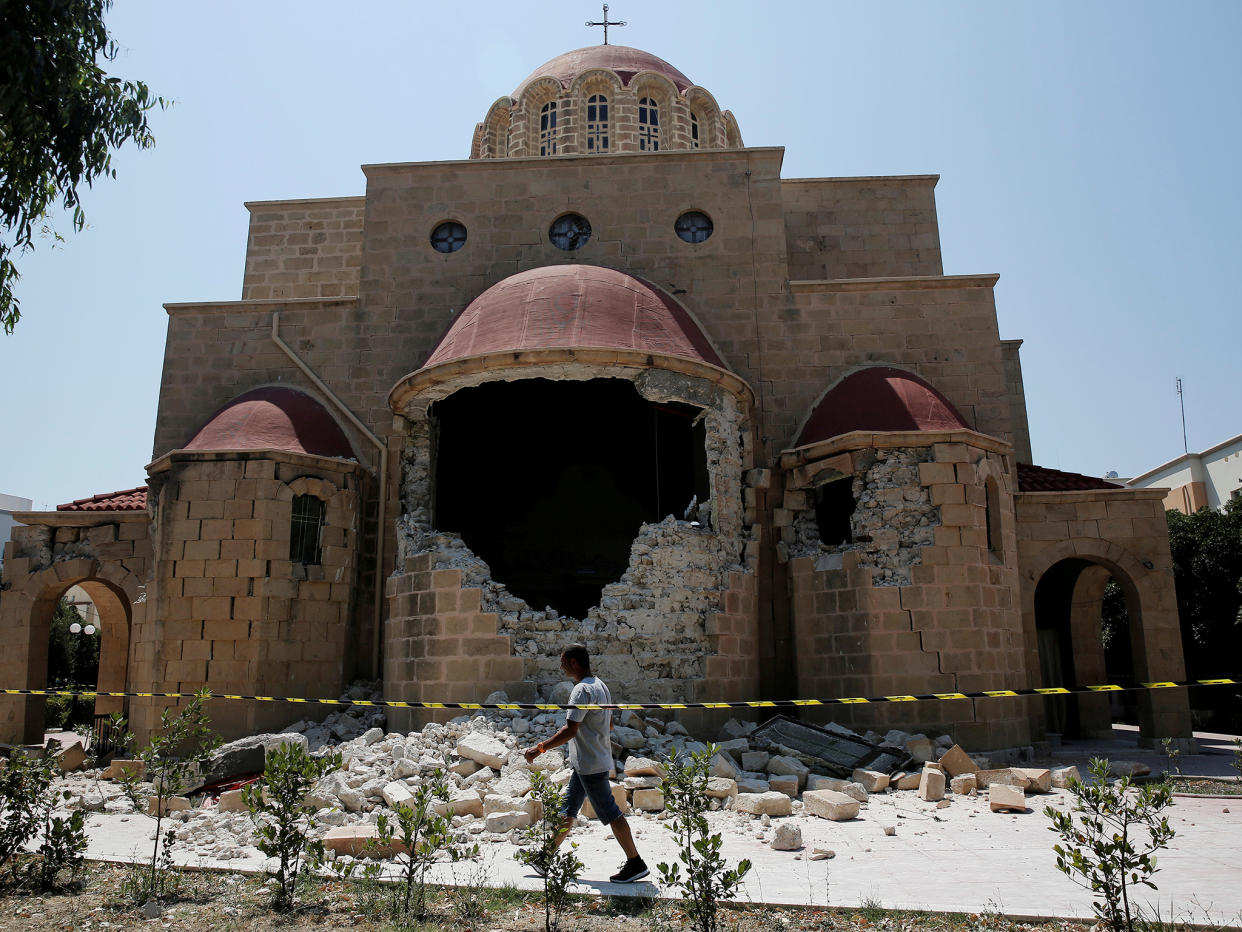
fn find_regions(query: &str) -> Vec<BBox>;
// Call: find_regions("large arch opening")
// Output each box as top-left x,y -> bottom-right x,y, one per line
432,378 -> 710,617
28,576 -> 132,743
1034,558 -> 1138,738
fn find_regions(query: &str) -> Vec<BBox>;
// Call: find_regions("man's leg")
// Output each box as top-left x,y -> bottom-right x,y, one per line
607,814 -> 639,859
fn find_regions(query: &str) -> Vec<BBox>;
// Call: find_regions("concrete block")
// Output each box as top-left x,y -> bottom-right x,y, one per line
989,784 -> 1027,813
803,790 -> 860,822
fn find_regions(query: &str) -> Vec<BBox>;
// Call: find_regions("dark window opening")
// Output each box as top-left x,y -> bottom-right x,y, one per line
432,379 -> 710,618
539,101 -> 558,156
690,111 -> 700,148
813,477 -> 855,546
985,478 -> 1001,554
638,97 -> 660,151
290,494 -> 325,565
586,94 -> 609,152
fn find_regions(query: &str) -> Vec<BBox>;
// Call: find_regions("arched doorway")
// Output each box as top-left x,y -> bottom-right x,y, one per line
1034,558 -> 1140,737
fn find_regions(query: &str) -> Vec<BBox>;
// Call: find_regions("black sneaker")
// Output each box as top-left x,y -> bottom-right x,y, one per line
609,856 -> 649,883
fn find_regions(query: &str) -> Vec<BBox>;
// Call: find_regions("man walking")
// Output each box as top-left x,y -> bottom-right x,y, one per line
523,643 -> 649,883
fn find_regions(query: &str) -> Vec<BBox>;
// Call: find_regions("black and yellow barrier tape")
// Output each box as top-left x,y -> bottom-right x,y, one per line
1,678 -> 1237,711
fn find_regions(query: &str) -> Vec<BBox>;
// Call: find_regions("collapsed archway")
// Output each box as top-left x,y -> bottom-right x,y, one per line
432,378 -> 709,617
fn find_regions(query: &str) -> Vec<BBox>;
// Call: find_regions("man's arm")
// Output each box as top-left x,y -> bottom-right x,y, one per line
523,720 -> 580,763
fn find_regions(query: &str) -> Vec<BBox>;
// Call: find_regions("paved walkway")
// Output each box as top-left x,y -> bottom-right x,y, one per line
71,726 -> 1242,923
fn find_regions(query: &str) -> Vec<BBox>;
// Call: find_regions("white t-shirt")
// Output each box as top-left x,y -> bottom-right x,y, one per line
566,675 -> 613,775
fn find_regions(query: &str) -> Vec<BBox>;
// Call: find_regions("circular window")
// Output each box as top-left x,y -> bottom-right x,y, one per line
430,220 -> 467,254
675,210 -> 714,244
548,213 -> 592,251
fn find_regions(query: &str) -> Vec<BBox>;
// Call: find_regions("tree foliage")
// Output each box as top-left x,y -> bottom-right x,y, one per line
1166,500 -> 1242,670
0,0 -> 165,333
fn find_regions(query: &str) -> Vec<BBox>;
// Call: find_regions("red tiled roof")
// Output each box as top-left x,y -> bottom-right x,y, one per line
57,486 -> 147,512
184,387 -> 355,459
515,45 -> 693,97
422,265 -> 726,371
797,367 -> 970,447
1017,463 -> 1121,493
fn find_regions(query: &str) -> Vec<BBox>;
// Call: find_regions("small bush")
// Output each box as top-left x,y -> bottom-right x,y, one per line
657,743 -> 751,932
1045,757 -> 1175,932
244,741 -> 342,911
516,769 -> 583,932
0,749 -> 87,889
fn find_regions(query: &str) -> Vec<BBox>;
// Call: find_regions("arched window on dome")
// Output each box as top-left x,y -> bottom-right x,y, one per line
690,111 -> 700,149
638,97 -> 660,151
539,101 -> 558,156
586,94 -> 609,153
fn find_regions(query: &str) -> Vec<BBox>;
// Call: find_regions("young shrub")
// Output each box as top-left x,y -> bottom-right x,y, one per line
657,743 -> 752,932
119,689 -> 219,904
1231,737 -> 1242,780
243,742 -> 343,911
0,749 -> 87,889
1044,756 -> 1176,932
516,768 -> 584,932
1159,737 -> 1183,781
371,767 -> 479,921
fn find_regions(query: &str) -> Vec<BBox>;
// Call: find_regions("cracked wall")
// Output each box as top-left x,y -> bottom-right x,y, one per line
385,370 -> 758,715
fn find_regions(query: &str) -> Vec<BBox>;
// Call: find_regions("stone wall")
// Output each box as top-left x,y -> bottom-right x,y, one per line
241,197 -> 365,301
782,176 -> 943,281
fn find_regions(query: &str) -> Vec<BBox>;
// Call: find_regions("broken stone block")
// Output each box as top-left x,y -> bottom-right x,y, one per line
989,784 -> 1027,813
806,776 -> 868,801
622,756 -> 664,777
884,729 -> 910,747
632,788 -> 665,812
718,717 -> 750,740
705,777 -> 737,799
918,768 -> 946,802
769,823 -> 803,850
767,755 -> 809,785
147,796 -> 191,816
456,733 -> 509,769
709,753 -> 738,779
106,759 -> 144,782
54,741 -> 86,772
1107,761 -> 1151,778
448,758 -> 479,777
493,770 -> 533,797
741,751 -> 770,771
937,744 -> 978,777
893,772 -> 922,791
975,768 -> 1028,789
735,776 -> 770,794
904,735 -> 936,763
381,780 -> 414,809
767,775 -> 799,797
322,824 -> 408,858
612,726 -> 646,750
851,769 -> 890,793
1051,766 -> 1080,789
483,793 -> 525,815
809,847 -> 835,860
527,749 -> 564,772
950,774 -> 977,795
216,789 -> 248,812
717,738 -> 750,761
1014,768 -> 1052,793
434,790 -> 484,818
735,791 -> 793,816
485,810 -> 531,832
360,727 -> 384,746
802,790 -> 860,822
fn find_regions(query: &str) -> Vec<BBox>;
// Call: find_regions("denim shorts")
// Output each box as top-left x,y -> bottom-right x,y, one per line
561,769 -> 622,825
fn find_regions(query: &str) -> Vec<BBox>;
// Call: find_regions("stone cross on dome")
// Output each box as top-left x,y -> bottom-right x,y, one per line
586,4 -> 626,45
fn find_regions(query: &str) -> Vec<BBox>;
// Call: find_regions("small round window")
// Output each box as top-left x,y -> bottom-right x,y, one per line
430,220 -> 467,253
675,210 -> 714,244
548,213 -> 592,251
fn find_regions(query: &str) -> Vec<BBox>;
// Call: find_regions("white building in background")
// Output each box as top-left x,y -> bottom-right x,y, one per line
0,494 -> 33,573
1125,432 -> 1242,513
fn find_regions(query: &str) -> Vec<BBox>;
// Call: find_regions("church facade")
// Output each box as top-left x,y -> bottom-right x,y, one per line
1,44 -> 1194,750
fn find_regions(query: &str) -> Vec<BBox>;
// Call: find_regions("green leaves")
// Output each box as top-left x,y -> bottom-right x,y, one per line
1043,757 -> 1175,932
0,0 -> 167,332
516,768 -> 583,932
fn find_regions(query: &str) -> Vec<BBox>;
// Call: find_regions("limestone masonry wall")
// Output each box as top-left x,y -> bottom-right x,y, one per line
241,198 -> 365,301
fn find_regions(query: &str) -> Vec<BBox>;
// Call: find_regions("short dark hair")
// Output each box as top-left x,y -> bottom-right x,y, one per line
561,643 -> 590,669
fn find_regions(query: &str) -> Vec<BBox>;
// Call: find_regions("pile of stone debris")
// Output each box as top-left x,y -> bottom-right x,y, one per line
43,686 -> 1153,864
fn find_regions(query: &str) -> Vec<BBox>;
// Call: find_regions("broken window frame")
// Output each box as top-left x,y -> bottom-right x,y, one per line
289,494 -> 326,566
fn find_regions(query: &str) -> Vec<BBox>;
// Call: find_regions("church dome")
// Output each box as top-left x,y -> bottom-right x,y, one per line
423,265 -> 724,369
471,44 -> 742,159
514,45 -> 693,97
184,387 -> 354,459
797,367 -> 970,447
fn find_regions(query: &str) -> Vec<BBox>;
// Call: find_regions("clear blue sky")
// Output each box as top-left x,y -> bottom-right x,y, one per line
3,0 -> 1239,510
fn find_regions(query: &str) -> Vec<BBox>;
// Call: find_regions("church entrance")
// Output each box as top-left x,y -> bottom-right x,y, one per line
431,378 -> 710,618
1034,557 -> 1138,738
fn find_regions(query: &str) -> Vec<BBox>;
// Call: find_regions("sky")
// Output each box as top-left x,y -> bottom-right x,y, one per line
2,0 -> 1240,511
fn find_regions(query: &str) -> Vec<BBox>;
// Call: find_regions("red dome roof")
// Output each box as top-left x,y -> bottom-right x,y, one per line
797,367 -> 969,446
515,45 -> 693,97
185,387 -> 354,459
422,265 -> 724,371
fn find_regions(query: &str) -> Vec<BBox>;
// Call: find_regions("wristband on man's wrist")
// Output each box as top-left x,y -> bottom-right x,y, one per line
536,742 -> 547,755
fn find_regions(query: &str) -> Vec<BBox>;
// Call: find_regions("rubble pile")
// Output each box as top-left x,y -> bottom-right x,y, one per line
45,687 -> 1117,864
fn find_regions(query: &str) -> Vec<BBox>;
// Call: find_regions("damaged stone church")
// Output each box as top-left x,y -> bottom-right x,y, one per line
0,42 -> 1195,751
